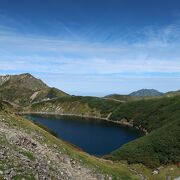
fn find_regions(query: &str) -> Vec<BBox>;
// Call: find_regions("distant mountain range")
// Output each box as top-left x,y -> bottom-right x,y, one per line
105,89 -> 164,101
1,73 -> 179,106
105,89 -> 180,102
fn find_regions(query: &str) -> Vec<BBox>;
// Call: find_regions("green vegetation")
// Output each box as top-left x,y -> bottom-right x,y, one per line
106,96 -> 180,168
30,96 -> 120,118
21,150 -> 35,161
29,95 -> 180,168
108,119 -> 180,168
56,96 -> 119,115
105,94 -> 143,101
110,96 -> 180,131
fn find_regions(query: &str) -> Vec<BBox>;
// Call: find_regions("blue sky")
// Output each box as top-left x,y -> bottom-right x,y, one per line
0,0 -> 180,96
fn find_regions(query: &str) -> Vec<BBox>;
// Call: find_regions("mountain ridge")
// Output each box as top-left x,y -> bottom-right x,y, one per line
0,73 -> 68,106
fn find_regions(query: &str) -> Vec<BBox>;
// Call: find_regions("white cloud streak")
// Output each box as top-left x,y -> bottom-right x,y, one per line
0,26 -> 180,75
0,15 -> 180,95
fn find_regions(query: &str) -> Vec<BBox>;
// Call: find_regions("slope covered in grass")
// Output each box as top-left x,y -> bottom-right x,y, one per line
1,100 -> 180,179
110,96 -> 180,131
29,96 -> 120,118
0,73 -> 68,106
106,96 -> 180,168
108,119 -> 180,168
28,96 -> 180,168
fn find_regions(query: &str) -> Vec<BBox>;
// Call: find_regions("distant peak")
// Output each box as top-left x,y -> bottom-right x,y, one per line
129,89 -> 163,97
19,73 -> 33,77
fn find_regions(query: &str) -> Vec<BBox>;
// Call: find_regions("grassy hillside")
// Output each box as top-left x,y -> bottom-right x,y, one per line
1,101 -> 179,179
27,95 -> 180,168
106,96 -> 180,168
0,73 -> 68,106
28,96 -> 120,118
108,119 -> 180,168
104,94 -> 142,102
110,96 -> 180,131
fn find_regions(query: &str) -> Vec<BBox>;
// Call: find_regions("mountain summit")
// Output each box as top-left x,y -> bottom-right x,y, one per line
129,89 -> 163,97
0,73 -> 68,106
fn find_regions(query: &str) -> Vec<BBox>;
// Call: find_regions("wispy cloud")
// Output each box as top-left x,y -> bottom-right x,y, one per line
0,14 -> 180,94
0,27 -> 180,74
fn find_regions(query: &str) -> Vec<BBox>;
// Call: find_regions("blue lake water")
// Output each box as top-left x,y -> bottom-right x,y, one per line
26,115 -> 143,156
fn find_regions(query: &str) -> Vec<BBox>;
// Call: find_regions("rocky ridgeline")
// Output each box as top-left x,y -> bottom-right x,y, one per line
0,73 -> 68,106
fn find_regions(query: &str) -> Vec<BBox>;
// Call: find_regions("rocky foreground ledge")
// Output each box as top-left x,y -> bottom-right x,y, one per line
0,113 -> 114,180
1,111 -> 179,180
0,111 -> 146,180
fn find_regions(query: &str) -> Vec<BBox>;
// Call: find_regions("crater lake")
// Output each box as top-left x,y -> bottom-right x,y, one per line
26,114 -> 143,156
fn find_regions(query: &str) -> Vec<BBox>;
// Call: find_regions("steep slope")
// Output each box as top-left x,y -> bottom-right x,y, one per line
109,119 -> 180,168
129,89 -> 163,97
27,95 -> 180,168
26,96 -> 120,119
0,103 -> 140,180
107,96 -> 180,168
0,73 -> 68,106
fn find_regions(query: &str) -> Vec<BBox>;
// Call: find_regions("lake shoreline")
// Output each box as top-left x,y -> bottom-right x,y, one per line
20,111 -> 148,134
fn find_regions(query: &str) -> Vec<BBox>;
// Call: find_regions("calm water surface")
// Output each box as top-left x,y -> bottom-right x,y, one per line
26,115 -> 143,156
